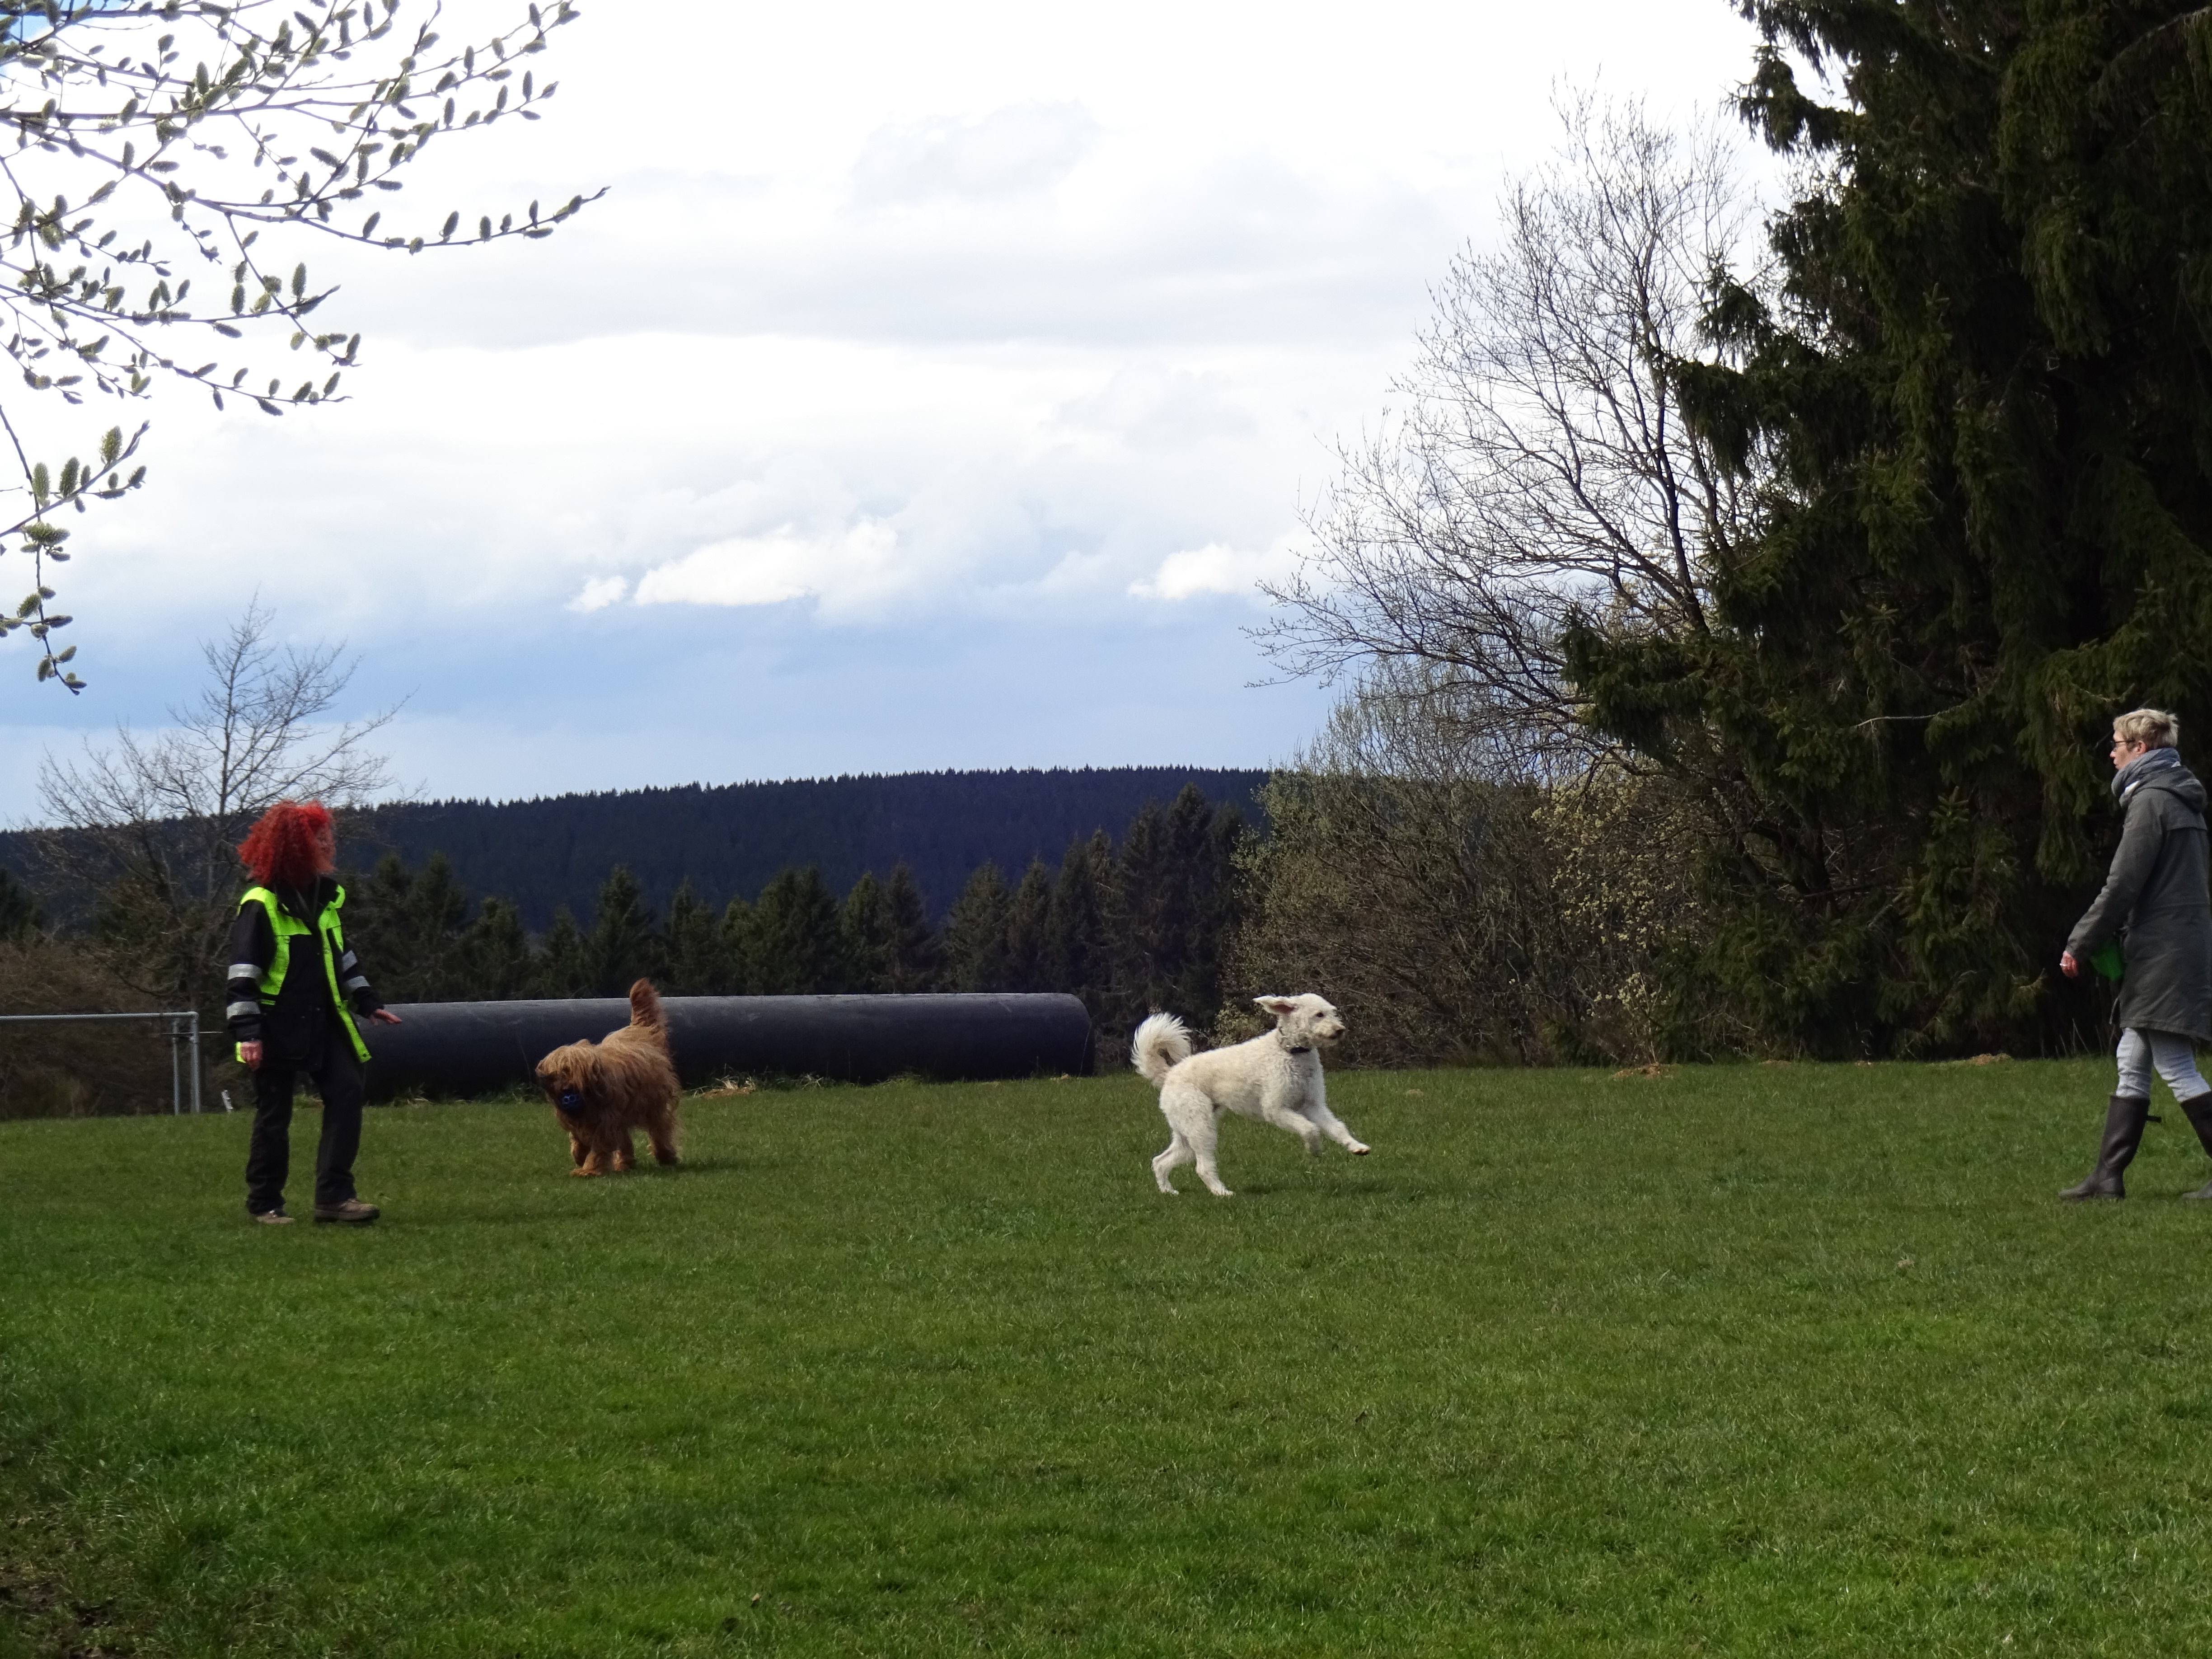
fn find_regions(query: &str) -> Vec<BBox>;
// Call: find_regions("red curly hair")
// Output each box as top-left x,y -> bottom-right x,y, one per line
238,801 -> 335,889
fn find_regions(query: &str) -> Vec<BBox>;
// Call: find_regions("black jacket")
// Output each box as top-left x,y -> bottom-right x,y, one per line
224,876 -> 385,1063
2068,756 -> 2212,1041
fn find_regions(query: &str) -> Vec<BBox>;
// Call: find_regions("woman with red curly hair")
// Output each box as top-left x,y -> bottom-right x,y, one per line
225,801 -> 401,1225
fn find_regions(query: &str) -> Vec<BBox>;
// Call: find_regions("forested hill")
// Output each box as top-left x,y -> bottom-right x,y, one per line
340,768 -> 1269,929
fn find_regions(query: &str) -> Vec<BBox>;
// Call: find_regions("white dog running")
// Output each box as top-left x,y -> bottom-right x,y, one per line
1133,994 -> 1368,1196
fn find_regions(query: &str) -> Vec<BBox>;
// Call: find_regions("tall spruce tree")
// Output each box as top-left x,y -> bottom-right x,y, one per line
750,867 -> 846,994
943,862 -> 1012,991
1566,1 -> 2212,1055
1047,833 -> 1112,1012
533,909 -> 588,999
880,863 -> 944,993
720,895 -> 759,996
1003,859 -> 1055,993
841,871 -> 894,994
348,851 -> 470,1002
458,897 -> 534,1001
0,866 -> 43,944
1115,787 -> 1245,1022
582,866 -> 659,996
663,882 -> 727,995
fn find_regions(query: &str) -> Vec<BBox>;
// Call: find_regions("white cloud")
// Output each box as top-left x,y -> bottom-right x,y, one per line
567,574 -> 630,613
633,519 -> 903,613
852,102 -> 1100,206
1130,541 -> 1299,603
5,0 -> 1769,811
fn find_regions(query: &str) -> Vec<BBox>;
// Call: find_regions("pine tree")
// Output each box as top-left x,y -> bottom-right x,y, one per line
1570,0 -> 2212,1054
1047,834 -> 1110,1009
533,909 -> 589,999
1114,802 -> 1178,1017
720,895 -> 759,997
1003,859 -> 1054,992
0,866 -> 43,944
942,863 -> 1012,991
1164,785 -> 1246,1020
751,867 -> 847,994
841,872 -> 893,994
582,866 -> 660,995
880,863 -> 943,992
1111,787 -> 1245,1023
663,882 -> 728,995
458,898 -> 534,1001
347,852 -> 470,1002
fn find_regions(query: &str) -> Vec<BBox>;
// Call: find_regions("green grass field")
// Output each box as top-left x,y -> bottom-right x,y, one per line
6,1059 -> 2212,1656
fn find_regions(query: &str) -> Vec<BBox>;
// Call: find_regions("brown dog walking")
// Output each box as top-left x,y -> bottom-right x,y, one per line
534,979 -> 683,1176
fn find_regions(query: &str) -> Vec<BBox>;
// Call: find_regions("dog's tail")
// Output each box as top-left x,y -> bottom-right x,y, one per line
628,979 -> 669,1046
1130,1012 -> 1192,1088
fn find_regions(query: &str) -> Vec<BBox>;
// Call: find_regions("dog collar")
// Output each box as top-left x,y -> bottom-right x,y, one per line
1284,1045 -> 1313,1055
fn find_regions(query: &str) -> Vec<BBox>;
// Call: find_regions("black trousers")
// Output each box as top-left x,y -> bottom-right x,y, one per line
244,1022 -> 366,1215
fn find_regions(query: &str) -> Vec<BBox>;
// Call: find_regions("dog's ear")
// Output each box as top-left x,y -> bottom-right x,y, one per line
1253,995 -> 1300,1016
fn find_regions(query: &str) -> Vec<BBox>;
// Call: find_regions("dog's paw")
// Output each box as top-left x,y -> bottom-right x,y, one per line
1349,1142 -> 1371,1156
569,1167 -> 603,1178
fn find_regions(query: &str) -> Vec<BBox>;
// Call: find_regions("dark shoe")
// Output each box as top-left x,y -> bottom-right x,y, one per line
2182,1096 -> 2212,1198
250,1208 -> 295,1226
2060,1094 -> 2151,1200
312,1198 -> 380,1225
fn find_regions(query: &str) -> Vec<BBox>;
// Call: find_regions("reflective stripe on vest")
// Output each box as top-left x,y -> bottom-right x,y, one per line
235,884 -> 370,1064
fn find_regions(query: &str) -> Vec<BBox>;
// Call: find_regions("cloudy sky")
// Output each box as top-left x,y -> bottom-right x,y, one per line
1,0 -> 1764,820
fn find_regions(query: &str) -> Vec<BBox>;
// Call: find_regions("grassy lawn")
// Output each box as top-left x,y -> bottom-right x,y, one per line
5,1058 -> 2212,1656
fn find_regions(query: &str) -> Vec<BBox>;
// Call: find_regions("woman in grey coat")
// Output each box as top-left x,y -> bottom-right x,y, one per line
2059,707 -> 2212,1200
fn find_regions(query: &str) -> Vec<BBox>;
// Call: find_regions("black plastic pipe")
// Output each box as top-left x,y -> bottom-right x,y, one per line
361,992 -> 1094,1101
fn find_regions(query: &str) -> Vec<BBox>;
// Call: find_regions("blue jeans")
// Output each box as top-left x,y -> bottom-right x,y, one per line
2116,1028 -> 2210,1104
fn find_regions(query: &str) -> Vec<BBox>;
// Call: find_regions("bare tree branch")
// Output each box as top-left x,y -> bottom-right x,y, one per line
32,598 -> 396,1009
1254,92 -> 1764,775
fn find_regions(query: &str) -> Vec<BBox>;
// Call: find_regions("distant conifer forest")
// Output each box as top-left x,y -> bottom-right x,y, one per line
336,775 -> 1255,1044
338,767 -> 1265,931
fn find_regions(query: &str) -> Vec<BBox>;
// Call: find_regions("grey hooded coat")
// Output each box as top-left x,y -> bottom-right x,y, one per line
2067,753 -> 2212,1041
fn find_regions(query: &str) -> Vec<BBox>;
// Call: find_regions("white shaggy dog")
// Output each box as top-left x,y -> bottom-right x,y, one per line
1133,994 -> 1368,1197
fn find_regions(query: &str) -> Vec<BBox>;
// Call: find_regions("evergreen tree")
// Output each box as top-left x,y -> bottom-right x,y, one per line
841,871 -> 893,994
582,866 -> 660,995
458,897 -> 535,1002
880,863 -> 943,993
721,895 -> 760,997
1049,832 -> 1113,1015
1003,859 -> 1054,992
1570,0 -> 2212,1053
348,851 -> 471,1002
1164,785 -> 1246,1020
0,866 -> 42,944
942,862 -> 1012,991
533,909 -> 589,999
663,882 -> 728,995
751,867 -> 847,994
1114,801 -> 1177,1017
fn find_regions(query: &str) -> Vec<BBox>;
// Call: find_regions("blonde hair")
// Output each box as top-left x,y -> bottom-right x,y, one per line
2114,707 -> 2181,750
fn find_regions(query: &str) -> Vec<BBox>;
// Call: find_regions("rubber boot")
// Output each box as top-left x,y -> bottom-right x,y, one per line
2181,1094 -> 2212,1201
2059,1094 -> 2151,1200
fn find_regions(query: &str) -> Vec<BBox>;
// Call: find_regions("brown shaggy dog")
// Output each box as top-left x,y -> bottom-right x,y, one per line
534,979 -> 682,1176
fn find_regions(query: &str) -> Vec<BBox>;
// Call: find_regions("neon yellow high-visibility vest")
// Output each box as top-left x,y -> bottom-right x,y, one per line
234,884 -> 370,1064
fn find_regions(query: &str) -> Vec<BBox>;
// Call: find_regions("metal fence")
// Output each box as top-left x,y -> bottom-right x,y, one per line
0,1011 -> 204,1114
